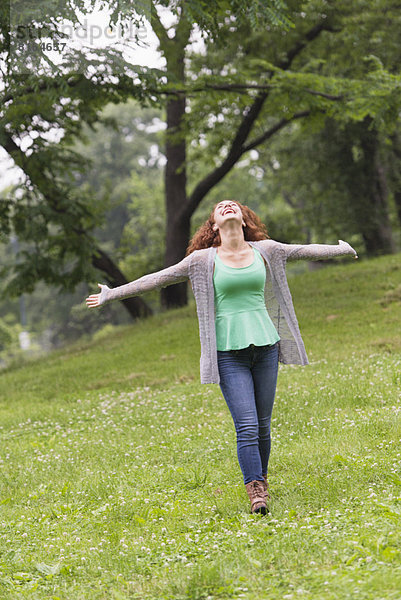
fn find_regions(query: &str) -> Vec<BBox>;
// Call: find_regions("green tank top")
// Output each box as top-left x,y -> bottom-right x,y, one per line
213,247 -> 280,351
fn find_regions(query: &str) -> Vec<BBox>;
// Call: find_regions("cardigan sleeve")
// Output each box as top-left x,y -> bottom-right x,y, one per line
277,239 -> 358,262
96,254 -> 192,306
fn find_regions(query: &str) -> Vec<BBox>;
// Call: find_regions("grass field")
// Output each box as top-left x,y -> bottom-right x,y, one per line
0,253 -> 400,599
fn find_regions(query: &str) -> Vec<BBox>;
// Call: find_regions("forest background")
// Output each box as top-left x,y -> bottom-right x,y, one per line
0,0 -> 400,367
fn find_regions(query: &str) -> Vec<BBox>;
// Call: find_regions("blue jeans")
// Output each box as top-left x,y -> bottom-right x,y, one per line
217,342 -> 279,485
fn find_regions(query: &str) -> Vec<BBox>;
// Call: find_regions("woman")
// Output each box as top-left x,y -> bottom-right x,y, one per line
86,200 -> 358,515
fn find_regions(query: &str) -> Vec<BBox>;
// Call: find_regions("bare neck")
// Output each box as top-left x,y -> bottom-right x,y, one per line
218,223 -> 249,253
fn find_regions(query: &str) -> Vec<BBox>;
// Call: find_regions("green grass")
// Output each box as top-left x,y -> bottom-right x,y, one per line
0,253 -> 400,600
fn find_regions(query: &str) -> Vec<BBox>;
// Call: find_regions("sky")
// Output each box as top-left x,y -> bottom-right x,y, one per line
0,2 -> 204,191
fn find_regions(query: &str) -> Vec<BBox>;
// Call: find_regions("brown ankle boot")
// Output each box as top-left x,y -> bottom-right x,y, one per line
245,480 -> 267,514
262,474 -> 271,500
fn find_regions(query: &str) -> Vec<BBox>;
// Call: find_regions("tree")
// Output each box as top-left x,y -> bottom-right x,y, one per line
387,131 -> 401,229
227,0 -> 401,254
0,0 -> 155,317
156,2 -> 330,307
152,0 -> 401,304
0,0 -> 294,313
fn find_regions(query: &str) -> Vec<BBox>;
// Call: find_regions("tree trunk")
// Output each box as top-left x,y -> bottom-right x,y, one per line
360,179 -> 395,256
92,247 -> 153,319
389,133 -> 401,228
161,92 -> 189,308
394,191 -> 401,227
358,123 -> 395,256
157,3 -> 191,309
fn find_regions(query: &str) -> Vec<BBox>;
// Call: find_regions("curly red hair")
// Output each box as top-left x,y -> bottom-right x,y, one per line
186,201 -> 269,255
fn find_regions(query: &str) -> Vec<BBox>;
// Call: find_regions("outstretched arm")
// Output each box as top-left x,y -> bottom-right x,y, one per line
86,254 -> 192,308
276,239 -> 358,262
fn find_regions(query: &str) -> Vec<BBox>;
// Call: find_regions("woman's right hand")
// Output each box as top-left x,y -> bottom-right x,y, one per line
85,283 -> 110,308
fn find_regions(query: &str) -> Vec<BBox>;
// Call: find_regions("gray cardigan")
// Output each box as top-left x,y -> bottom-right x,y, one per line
98,239 -> 357,384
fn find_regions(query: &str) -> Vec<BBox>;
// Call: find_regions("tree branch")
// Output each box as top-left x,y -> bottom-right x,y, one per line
243,110 -> 311,152
150,1 -> 170,50
1,74 -> 84,106
150,82 -> 345,101
0,130 -> 152,317
175,0 -> 193,48
183,90 -> 268,220
184,20 -> 333,220
278,21 -> 336,70
185,110 -> 312,219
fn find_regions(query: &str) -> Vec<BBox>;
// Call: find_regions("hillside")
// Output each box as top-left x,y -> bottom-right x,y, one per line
0,253 -> 400,600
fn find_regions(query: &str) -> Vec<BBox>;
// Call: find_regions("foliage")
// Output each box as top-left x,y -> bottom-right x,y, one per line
182,0 -> 294,35
118,171 -> 166,278
0,0 -> 168,297
0,317 -> 14,349
185,0 -> 401,172
72,100 -> 167,306
184,0 -> 401,254
188,156 -> 303,243
71,100 -> 166,273
0,101 -> 166,359
0,315 -> 40,367
259,116 -> 399,252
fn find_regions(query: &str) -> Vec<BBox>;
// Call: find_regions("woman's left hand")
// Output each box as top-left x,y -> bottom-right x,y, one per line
85,283 -> 110,308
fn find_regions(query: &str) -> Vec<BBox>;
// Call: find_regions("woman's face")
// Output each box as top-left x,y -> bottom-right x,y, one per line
213,200 -> 243,229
